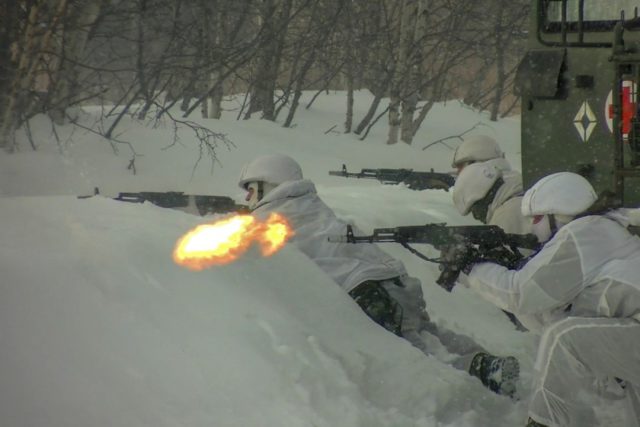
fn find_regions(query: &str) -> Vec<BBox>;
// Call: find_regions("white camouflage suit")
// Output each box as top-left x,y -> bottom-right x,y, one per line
453,157 -> 532,236
251,178 -> 486,370
462,213 -> 640,426
484,158 -> 532,236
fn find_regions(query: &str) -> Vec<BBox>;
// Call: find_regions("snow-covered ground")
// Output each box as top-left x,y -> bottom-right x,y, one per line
0,92 -> 538,427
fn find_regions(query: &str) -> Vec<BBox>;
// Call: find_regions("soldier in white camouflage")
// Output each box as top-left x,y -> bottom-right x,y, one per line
238,153 -> 520,398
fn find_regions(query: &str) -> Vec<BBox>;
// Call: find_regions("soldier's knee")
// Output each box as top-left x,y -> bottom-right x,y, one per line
349,280 -> 404,336
540,317 -> 586,346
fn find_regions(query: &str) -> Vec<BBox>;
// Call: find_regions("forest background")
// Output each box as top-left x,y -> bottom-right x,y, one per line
0,0 -> 529,153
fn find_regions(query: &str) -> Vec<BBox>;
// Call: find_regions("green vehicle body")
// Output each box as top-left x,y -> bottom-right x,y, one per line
518,0 -> 640,207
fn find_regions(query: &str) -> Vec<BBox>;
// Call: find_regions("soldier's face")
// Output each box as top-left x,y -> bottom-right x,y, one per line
531,214 -> 552,243
455,160 -> 475,174
245,182 -> 261,209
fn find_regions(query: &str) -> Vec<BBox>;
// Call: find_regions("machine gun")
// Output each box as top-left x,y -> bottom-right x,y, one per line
328,164 -> 455,191
79,188 -> 248,216
329,223 -> 539,292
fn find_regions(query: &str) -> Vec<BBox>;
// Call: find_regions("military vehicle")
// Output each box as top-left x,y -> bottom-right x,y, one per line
517,0 -> 640,206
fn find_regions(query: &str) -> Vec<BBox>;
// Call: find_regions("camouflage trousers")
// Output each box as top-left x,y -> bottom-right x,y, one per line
349,276 -> 485,373
348,278 -> 404,336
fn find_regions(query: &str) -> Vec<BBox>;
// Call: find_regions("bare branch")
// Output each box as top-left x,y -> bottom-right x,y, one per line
421,122 -> 488,151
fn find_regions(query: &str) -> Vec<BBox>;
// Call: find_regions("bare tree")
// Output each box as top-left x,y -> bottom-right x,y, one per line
487,0 -> 528,121
0,0 -> 530,155
0,0 -> 22,148
47,0 -> 104,124
281,0 -> 344,128
458,0 -> 529,120
351,0 -> 396,136
387,0 -> 422,145
243,0 -> 294,121
195,0 -> 254,119
0,0 -> 70,151
387,0 -> 476,145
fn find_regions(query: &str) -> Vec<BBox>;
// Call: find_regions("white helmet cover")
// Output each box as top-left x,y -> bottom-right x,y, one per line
453,161 -> 501,215
238,154 -> 303,189
452,135 -> 504,168
521,172 -> 597,217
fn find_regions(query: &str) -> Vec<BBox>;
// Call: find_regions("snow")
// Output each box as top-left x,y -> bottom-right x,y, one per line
0,91 -> 536,427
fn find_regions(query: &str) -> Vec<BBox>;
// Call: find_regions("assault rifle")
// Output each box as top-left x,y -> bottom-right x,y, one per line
329,223 -> 539,292
79,188 -> 248,216
329,164 -> 455,191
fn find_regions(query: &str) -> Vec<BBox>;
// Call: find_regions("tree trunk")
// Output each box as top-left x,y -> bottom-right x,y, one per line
135,0 -> 149,120
209,71 -> 224,119
400,0 -> 428,145
246,0 -> 291,121
283,0 -> 342,128
387,0 -> 414,145
410,99 -> 434,141
0,4 -> 41,150
490,8 -> 506,122
345,70 -> 354,133
202,0 -> 225,119
354,66 -> 392,135
400,92 -> 418,144
283,88 -> 302,128
343,0 -> 354,133
49,0 -> 103,124
200,84 -> 209,118
387,87 -> 402,145
0,1 -> 18,146
0,0 -> 68,150
355,91 -> 384,135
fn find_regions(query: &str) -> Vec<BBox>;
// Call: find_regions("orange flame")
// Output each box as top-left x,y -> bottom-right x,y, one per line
173,213 -> 294,270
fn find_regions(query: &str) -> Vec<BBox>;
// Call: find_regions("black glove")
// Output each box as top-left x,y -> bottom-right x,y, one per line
443,244 -> 479,271
475,246 -> 523,270
436,244 -> 479,291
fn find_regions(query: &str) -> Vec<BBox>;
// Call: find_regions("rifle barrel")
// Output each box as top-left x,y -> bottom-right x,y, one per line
328,166 -> 455,190
332,223 -> 539,250
328,170 -> 377,179
329,171 -> 363,178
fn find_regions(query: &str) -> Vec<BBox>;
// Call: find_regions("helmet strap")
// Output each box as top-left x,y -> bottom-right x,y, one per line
549,213 -> 576,236
470,177 -> 504,223
548,214 -> 558,236
257,181 -> 264,201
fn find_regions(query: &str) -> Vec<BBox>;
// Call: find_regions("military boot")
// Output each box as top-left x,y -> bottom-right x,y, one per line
468,352 -> 519,398
525,417 -> 548,427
